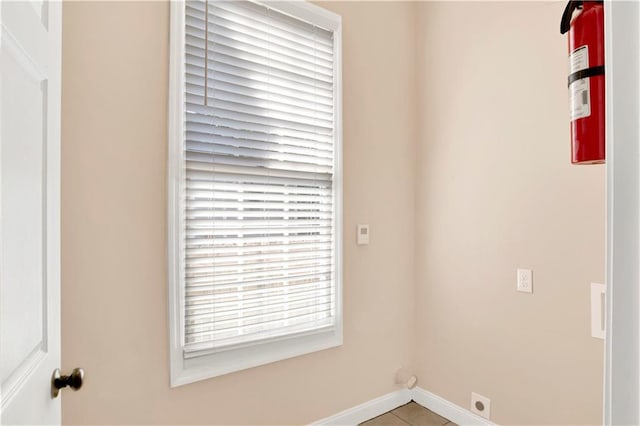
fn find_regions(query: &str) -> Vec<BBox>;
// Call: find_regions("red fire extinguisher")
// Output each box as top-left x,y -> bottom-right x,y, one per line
561,1 -> 605,164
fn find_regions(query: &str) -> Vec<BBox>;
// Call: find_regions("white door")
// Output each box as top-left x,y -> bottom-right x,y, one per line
0,0 -> 62,424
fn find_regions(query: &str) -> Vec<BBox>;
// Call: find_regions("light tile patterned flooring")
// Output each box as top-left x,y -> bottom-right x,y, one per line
360,402 -> 457,426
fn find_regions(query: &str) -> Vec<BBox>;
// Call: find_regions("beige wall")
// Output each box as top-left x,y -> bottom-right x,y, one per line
61,1 -> 605,424
61,1 -> 417,424
414,2 -> 605,425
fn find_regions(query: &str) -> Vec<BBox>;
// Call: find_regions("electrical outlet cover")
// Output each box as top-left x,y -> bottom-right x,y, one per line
516,268 -> 533,293
471,392 -> 491,420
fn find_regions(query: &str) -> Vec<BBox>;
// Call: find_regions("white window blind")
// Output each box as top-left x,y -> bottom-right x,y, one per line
182,0 -> 338,357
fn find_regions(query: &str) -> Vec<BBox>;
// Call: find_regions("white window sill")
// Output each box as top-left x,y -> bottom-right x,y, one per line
170,327 -> 342,387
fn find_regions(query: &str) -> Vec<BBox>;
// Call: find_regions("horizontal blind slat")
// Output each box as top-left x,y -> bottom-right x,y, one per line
186,156 -> 333,177
186,187 -> 333,202
186,297 -> 333,326
186,2 -> 333,54
186,180 -> 334,195
184,23 -> 334,78
185,109 -> 334,144
186,279 -> 333,302
185,120 -> 334,150
186,233 -> 333,246
186,269 -> 333,288
185,62 -> 334,104
187,254 -> 333,274
185,304 -> 333,337
185,45 -> 333,89
185,97 -> 334,135
186,241 -> 333,258
186,288 -> 334,318
186,167 -> 331,185
186,218 -> 334,228
194,14 -> 334,67
187,1 -> 333,51
185,228 -> 333,240
186,257 -> 333,278
187,249 -> 333,267
186,142 -> 334,167
185,72 -> 334,112
186,279 -> 333,304
185,83 -> 334,123
185,139 -> 333,163
183,318 -> 335,354
208,1 -> 333,48
185,73 -> 333,114
187,171 -> 333,188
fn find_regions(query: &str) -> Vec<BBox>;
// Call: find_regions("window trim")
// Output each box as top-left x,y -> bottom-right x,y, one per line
168,0 -> 343,387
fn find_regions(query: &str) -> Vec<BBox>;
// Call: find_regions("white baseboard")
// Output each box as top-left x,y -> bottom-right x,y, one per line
412,387 -> 496,426
312,387 -> 496,426
312,389 -> 412,425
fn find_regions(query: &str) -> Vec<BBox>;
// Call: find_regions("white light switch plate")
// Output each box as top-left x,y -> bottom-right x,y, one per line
357,224 -> 369,245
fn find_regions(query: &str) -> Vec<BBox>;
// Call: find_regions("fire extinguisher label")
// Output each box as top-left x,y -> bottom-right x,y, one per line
569,45 -> 591,121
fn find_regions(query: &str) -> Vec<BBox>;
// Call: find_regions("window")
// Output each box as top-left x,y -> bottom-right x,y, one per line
168,0 -> 342,386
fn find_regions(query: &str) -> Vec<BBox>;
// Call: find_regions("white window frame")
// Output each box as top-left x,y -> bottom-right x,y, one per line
168,0 -> 343,387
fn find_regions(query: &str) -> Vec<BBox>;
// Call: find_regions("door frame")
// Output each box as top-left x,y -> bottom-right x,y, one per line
604,0 -> 640,424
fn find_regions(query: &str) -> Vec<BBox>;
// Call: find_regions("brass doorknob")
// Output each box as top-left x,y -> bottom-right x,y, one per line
51,368 -> 84,398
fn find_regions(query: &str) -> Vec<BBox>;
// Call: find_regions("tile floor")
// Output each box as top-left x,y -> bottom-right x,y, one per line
360,402 -> 457,426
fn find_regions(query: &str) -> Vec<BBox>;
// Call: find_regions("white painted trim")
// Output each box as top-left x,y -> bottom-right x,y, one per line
175,330 -> 342,387
0,5 -> 4,423
412,388 -> 495,426
167,0 -> 343,387
604,0 -> 640,424
312,387 -> 496,426
311,389 -> 412,426
167,0 -> 187,389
